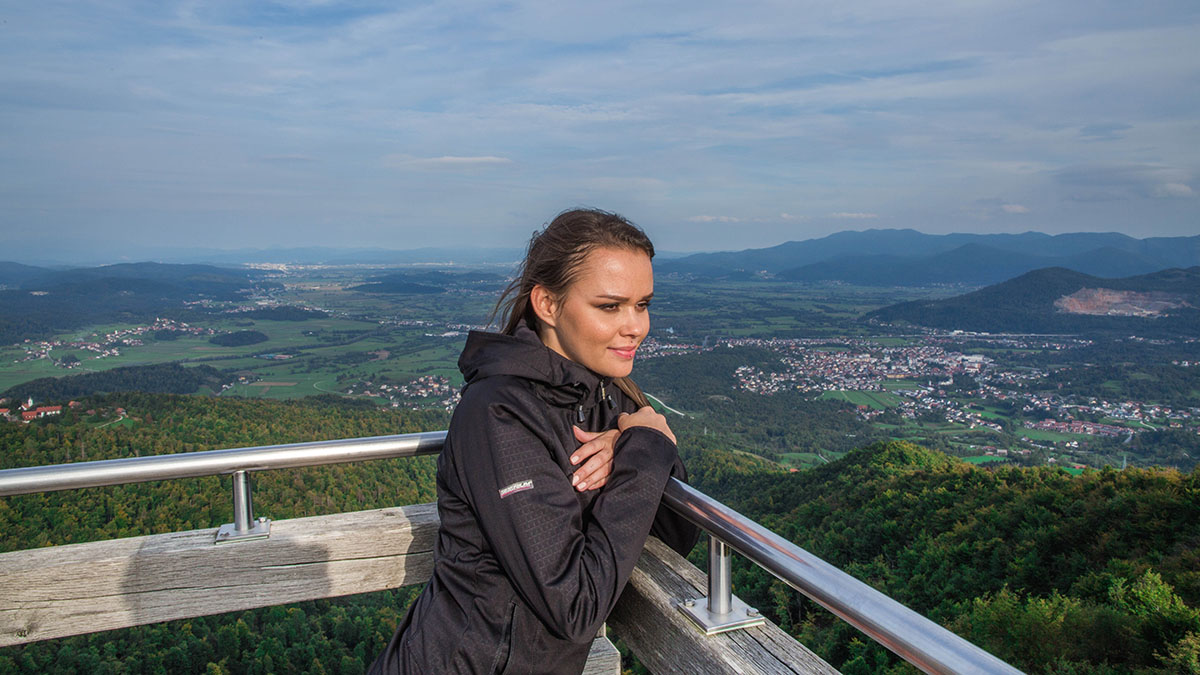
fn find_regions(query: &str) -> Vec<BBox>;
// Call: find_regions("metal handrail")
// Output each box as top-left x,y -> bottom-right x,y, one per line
662,479 -> 1022,675
0,432 -> 1020,674
0,431 -> 447,496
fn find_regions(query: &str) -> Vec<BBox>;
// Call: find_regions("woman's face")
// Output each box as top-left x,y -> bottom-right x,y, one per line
535,246 -> 653,379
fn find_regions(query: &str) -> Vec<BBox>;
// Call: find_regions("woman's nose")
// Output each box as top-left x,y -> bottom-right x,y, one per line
620,309 -> 647,337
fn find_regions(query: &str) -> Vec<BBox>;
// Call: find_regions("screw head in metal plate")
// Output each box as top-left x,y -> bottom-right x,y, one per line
683,599 -> 695,608
747,607 -> 760,617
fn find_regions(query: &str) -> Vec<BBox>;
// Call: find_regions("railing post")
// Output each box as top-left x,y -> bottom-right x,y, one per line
678,533 -> 765,635
708,537 -> 732,615
215,470 -> 271,543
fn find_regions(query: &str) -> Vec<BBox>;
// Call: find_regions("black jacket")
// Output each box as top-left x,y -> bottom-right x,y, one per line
369,322 -> 699,674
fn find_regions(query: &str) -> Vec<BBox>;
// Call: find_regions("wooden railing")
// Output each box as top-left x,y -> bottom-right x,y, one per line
0,431 -> 1021,673
0,503 -> 835,673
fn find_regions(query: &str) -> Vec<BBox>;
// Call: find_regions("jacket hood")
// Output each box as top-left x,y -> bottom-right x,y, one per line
458,321 -> 611,408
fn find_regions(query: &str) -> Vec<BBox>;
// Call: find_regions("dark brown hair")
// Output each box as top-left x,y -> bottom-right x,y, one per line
492,208 -> 655,407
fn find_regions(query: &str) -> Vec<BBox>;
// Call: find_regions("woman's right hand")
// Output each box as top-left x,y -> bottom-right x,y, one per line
617,406 -> 676,445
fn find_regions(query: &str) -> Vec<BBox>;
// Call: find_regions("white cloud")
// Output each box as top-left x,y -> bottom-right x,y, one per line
688,215 -> 742,223
829,212 -> 878,219
1155,182 -> 1195,198
382,155 -> 513,169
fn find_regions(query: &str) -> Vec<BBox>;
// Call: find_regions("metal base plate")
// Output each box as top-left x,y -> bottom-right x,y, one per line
678,594 -> 767,635
215,518 -> 271,544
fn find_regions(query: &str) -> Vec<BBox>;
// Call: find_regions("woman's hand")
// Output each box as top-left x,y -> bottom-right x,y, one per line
616,406 -> 677,445
570,426 -> 620,491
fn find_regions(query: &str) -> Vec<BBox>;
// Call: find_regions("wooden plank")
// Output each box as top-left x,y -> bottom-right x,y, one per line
584,633 -> 621,675
2,505 -> 827,675
0,504 -> 438,647
609,537 -> 840,675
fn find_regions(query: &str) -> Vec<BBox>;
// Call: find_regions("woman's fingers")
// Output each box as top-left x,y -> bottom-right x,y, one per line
572,445 -> 614,491
571,427 -> 619,491
572,425 -> 600,444
616,406 -> 676,444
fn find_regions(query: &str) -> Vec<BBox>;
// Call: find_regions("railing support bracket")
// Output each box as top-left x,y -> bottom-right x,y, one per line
679,594 -> 765,636
215,470 -> 271,543
678,536 -> 765,635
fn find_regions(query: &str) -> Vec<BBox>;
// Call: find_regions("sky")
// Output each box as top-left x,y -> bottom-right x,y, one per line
1,0 -> 1198,261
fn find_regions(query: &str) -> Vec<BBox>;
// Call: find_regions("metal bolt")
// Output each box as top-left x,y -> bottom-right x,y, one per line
747,607 -> 760,617
683,599 -> 695,608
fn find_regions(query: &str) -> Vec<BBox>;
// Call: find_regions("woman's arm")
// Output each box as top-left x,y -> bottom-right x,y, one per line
447,390 -> 681,644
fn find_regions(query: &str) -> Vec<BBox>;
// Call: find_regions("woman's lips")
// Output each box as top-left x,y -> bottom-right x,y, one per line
609,346 -> 637,359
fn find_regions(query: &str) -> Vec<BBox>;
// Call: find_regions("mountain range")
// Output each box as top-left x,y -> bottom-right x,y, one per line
658,230 -> 1200,285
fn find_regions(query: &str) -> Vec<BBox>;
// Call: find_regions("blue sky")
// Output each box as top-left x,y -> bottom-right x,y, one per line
1,0 -> 1197,260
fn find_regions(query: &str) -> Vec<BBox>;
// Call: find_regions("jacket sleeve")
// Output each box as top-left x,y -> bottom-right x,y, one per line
449,393 -> 680,644
649,456 -> 702,556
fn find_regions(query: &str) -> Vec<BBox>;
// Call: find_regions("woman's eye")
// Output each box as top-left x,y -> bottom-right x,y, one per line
637,301 -> 651,310
599,303 -> 618,311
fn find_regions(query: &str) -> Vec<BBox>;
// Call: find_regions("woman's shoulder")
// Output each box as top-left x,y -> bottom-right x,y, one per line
455,374 -> 545,419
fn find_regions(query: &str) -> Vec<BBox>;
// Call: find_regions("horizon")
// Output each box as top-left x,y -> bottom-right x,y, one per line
5,226 -> 1200,268
2,1 -> 1198,258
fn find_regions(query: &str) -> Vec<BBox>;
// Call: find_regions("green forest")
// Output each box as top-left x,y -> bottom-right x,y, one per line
2,395 -> 1198,673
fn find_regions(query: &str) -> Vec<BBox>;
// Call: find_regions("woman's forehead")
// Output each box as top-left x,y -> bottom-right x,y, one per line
571,247 -> 653,295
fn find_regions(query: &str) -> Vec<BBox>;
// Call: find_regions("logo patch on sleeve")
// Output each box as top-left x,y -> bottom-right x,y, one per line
499,479 -> 534,498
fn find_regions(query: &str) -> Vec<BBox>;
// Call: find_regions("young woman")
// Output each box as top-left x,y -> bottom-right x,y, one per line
369,209 -> 699,674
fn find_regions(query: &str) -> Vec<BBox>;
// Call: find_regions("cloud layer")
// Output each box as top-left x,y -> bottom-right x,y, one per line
1,0 -> 1197,258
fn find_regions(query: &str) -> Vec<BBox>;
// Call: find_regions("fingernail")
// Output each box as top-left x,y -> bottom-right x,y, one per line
572,474 -> 579,485
570,455 -> 579,465
577,482 -> 587,490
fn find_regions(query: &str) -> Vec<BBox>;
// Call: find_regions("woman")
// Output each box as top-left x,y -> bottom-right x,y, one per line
369,209 -> 699,674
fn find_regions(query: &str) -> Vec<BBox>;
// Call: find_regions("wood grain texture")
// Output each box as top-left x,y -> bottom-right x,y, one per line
0,504 -> 439,647
609,537 -> 840,675
1,507 -> 826,675
584,633 -> 621,675
0,503 -> 621,674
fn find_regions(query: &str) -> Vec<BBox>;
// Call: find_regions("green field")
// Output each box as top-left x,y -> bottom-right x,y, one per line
780,450 -> 846,469
880,379 -> 925,391
817,390 -> 904,409
1021,428 -> 1092,442
961,455 -> 1008,464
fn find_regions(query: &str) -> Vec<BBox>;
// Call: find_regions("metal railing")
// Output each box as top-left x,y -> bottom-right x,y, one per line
0,432 -> 1021,674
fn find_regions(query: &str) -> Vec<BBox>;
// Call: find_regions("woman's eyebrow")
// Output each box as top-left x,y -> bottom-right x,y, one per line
596,292 -> 654,301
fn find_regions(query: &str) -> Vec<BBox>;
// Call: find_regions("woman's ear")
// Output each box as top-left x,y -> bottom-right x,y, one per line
530,285 -> 559,328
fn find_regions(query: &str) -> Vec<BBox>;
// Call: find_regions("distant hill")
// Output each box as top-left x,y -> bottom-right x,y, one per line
866,266 -> 1200,335
0,262 -> 262,344
0,261 -> 51,288
659,230 -> 1200,284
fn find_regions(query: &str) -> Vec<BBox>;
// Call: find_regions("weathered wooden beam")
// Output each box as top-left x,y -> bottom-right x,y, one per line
1,506 -> 827,675
0,503 -> 619,674
0,504 -> 438,647
610,537 -> 839,674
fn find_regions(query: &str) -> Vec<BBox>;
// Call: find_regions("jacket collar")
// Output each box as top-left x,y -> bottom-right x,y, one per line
458,320 -> 612,409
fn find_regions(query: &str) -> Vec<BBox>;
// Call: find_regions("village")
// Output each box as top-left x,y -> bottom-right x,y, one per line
714,334 -> 1197,444
345,374 -> 461,412
11,319 -> 215,368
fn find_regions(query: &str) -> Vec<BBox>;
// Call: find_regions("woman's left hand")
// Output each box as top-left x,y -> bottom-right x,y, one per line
570,426 -> 619,491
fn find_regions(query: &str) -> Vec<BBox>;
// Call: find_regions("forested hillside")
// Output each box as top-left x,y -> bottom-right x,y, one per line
2,398 -> 1198,673
691,441 -> 1200,674
0,395 -> 442,674
3,364 -> 228,403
